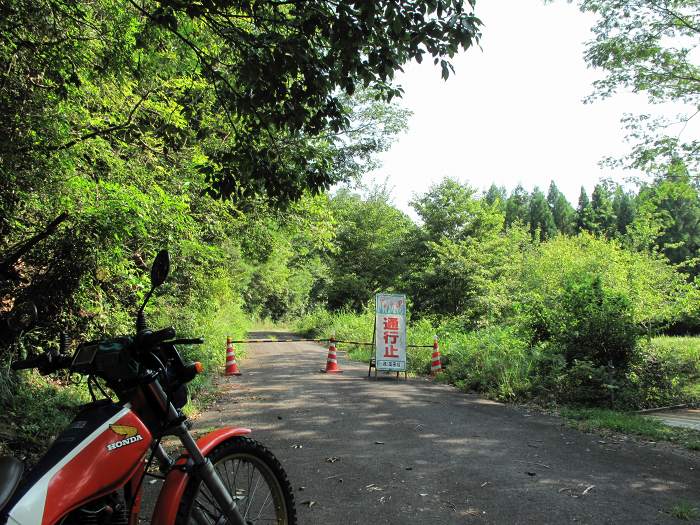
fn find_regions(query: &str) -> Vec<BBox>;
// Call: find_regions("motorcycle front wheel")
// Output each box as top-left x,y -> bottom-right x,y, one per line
176,436 -> 297,525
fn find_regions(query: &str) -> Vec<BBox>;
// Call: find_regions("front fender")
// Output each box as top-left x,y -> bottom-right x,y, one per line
150,426 -> 251,525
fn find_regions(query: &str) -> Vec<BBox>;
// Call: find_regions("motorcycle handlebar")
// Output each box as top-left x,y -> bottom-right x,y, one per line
136,326 -> 176,350
11,353 -> 72,374
11,355 -> 46,371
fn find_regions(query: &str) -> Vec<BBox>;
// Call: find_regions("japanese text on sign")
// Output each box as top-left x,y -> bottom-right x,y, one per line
375,294 -> 406,371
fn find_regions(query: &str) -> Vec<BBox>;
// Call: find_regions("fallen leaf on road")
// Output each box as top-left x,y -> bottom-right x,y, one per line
326,456 -> 340,463
301,500 -> 316,508
405,467 -> 413,471
465,508 -> 482,516
526,472 -> 537,476
582,485 -> 595,496
480,481 -> 490,488
374,441 -> 384,445
291,444 -> 303,449
515,460 -> 551,470
298,486 -> 305,491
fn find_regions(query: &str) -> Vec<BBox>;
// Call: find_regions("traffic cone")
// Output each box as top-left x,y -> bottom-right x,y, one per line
224,337 -> 242,376
321,337 -> 343,373
430,336 -> 442,376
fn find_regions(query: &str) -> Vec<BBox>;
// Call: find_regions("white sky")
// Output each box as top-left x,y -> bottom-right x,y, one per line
365,0 -> 698,214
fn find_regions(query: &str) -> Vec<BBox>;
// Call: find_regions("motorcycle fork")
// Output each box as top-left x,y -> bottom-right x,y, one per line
147,381 -> 246,525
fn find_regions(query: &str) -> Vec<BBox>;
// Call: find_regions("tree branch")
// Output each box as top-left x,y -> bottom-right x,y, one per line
47,91 -> 150,151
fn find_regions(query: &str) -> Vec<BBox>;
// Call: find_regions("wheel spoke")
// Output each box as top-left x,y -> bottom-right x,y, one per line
253,491 -> 273,522
244,468 -> 263,519
184,442 -> 292,525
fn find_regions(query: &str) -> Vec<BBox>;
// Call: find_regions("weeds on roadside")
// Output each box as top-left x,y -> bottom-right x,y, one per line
560,408 -> 700,451
670,501 -> 699,521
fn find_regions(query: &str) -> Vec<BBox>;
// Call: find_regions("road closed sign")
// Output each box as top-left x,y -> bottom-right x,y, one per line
375,293 -> 407,371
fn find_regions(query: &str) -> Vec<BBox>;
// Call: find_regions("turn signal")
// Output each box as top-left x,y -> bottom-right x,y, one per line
194,362 -> 204,374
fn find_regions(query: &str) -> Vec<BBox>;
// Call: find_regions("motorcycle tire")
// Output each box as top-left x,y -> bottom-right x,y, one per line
176,436 -> 297,525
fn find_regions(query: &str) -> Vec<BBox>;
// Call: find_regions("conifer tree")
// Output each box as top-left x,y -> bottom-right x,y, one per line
613,187 -> 635,236
547,181 -> 575,235
590,184 -> 616,237
484,184 -> 507,215
576,186 -> 595,233
505,184 -> 530,228
529,187 -> 556,240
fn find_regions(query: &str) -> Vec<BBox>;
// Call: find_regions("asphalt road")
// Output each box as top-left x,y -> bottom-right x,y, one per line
178,332 -> 700,524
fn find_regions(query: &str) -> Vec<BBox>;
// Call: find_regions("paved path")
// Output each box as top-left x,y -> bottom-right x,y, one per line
188,332 -> 699,524
648,409 -> 700,432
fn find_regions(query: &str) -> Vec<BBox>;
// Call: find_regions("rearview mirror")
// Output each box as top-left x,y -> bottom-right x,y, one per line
150,250 -> 170,288
7,301 -> 37,333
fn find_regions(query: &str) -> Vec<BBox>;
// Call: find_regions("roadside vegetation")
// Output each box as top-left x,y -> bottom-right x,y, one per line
559,408 -> 700,451
297,181 -> 700,411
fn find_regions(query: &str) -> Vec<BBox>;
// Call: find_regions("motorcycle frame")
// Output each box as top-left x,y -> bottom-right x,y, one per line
4,381 -> 251,525
151,426 -> 251,525
140,379 -> 252,525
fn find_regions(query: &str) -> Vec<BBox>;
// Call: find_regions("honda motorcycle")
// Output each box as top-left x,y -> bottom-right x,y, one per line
0,250 -> 297,524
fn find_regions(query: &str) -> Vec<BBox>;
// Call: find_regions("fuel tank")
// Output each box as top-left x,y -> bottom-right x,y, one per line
5,400 -> 151,525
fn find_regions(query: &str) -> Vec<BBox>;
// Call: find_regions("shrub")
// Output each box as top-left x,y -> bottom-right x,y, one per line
619,337 -> 700,409
554,275 -> 638,370
522,274 -> 640,405
443,326 -> 532,401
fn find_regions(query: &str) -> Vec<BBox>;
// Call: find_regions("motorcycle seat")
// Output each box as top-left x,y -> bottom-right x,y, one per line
0,456 -> 24,513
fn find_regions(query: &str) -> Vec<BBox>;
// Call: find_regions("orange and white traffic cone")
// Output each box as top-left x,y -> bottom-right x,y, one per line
224,337 -> 242,376
430,336 -> 442,377
321,337 -> 343,374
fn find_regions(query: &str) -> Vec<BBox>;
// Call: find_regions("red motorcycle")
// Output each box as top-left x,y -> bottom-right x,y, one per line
0,250 -> 297,525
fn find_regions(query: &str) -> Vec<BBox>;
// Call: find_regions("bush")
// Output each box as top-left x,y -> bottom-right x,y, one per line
443,326 -> 532,401
554,275 -> 638,369
518,233 -> 692,333
619,337 -> 700,409
527,275 -> 639,405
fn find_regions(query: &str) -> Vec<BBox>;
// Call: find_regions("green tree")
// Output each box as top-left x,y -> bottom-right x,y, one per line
407,178 -> 518,320
613,187 -> 636,236
505,184 -> 531,228
559,0 -> 700,175
632,174 -> 700,276
547,181 -> 575,235
529,187 -> 556,240
0,0 -> 482,206
325,187 -> 415,311
411,178 -> 503,242
576,187 -> 595,233
590,183 -> 616,237
484,184 -> 507,215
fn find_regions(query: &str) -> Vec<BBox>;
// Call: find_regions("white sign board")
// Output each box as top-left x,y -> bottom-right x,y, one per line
375,293 -> 407,371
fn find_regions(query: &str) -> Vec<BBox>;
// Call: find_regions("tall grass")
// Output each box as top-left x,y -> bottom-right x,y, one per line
441,326 -> 533,400
295,309 -> 700,409
295,309 -> 533,399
